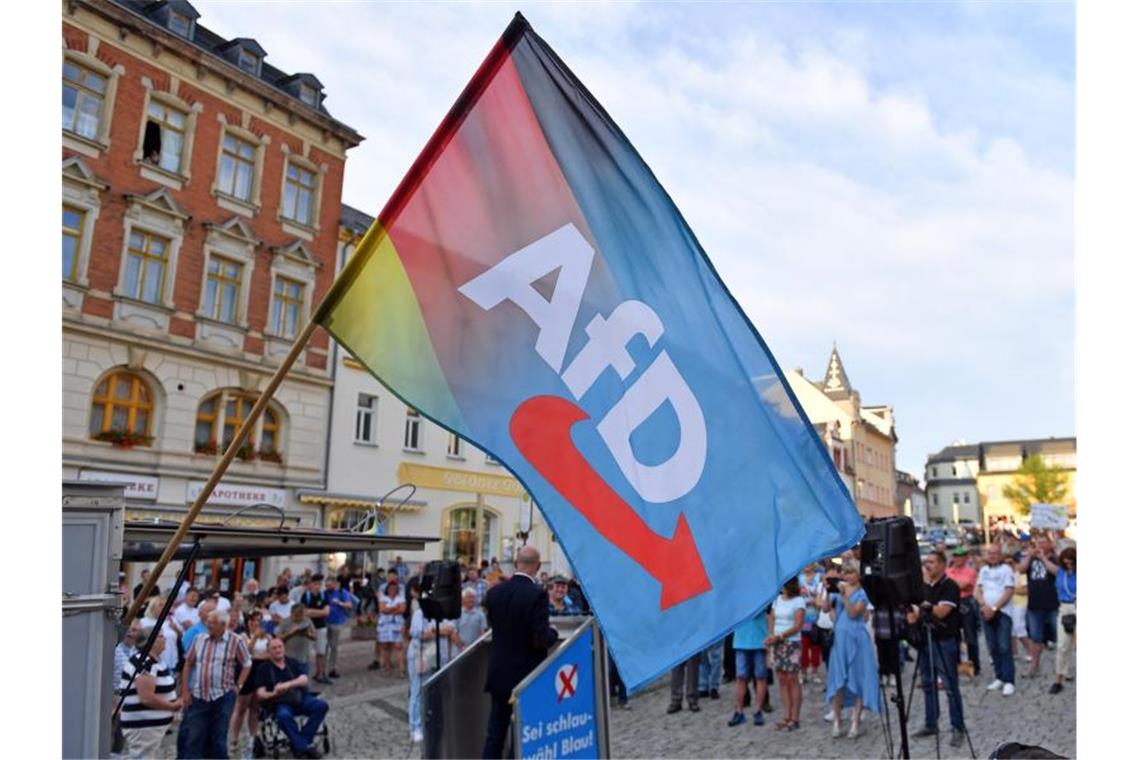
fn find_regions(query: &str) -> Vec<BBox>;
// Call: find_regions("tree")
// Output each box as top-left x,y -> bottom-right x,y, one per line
1002,454 -> 1069,516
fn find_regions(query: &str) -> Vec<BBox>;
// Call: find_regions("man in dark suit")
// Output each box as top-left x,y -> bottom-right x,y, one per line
482,545 -> 559,759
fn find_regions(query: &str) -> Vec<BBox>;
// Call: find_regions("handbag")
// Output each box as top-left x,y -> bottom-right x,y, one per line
1060,613 -> 1076,634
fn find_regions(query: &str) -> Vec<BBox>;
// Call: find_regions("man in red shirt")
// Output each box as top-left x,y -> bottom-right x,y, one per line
945,548 -> 981,679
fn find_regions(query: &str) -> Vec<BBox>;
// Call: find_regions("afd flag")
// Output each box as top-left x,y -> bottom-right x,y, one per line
318,13 -> 864,691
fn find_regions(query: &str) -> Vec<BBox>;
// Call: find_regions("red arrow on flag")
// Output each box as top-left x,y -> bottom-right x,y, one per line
510,394 -> 713,610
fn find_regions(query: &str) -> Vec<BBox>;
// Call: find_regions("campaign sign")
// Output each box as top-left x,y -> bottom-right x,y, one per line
517,632 -> 598,759
1030,503 -> 1069,530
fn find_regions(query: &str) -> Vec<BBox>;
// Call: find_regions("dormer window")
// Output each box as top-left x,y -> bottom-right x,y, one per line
238,49 -> 260,76
299,84 -> 318,107
169,11 -> 192,37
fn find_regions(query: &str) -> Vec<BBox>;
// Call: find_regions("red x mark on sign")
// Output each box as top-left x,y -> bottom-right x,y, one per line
556,663 -> 579,702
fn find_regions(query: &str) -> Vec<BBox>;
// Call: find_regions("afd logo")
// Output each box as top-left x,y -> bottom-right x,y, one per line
459,224 -> 712,609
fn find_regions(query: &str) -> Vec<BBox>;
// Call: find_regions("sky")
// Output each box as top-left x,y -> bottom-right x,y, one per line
198,0 -> 1075,477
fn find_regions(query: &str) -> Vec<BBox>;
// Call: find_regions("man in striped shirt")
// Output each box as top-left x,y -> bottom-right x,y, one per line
178,608 -> 251,758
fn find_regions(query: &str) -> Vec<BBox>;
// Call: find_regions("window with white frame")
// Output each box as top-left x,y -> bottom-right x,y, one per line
202,254 -> 244,324
447,433 -> 463,458
355,394 -> 377,444
282,161 -> 316,225
142,100 -> 188,174
403,407 -> 422,451
62,60 -> 106,140
217,133 -> 257,202
269,276 -> 305,338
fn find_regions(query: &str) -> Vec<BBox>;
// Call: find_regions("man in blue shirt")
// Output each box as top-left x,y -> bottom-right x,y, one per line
323,576 -> 357,679
728,607 -> 770,727
181,600 -> 216,654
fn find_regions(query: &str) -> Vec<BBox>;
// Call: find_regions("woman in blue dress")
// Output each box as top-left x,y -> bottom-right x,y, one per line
822,561 -> 880,738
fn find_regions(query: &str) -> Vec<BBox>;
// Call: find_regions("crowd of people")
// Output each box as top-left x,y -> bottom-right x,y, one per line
111,530 -> 1075,757
112,554 -> 593,756
663,529 -> 1076,748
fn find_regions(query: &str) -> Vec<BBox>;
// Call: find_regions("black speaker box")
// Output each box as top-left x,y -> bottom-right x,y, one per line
860,516 -> 923,608
420,560 -> 462,621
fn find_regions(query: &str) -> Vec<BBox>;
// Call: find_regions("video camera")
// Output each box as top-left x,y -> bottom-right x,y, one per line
419,560 -> 462,621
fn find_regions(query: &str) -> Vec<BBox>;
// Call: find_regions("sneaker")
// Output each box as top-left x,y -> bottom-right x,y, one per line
986,679 -> 1004,691
950,729 -> 965,748
411,730 -> 423,743
329,670 -> 341,678
666,703 -> 682,714
752,711 -> 765,726
847,723 -> 864,739
824,709 -> 836,722
912,727 -> 938,739
698,689 -> 710,698
831,723 -> 842,738
1002,682 -> 1015,696
728,712 -> 745,727
709,688 -> 720,700
368,661 -> 380,671
689,702 -> 701,713
1049,682 -> 1063,695
1022,655 -> 1033,663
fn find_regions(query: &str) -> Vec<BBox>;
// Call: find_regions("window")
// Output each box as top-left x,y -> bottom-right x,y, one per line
143,100 -> 187,174
260,407 -> 280,454
933,492 -> 939,506
299,84 -> 318,107
63,206 -> 85,282
447,433 -> 463,458
442,507 -> 499,565
89,371 -> 152,444
195,390 -> 281,459
964,492 -> 971,504
238,49 -> 260,75
62,61 -> 106,140
404,408 -> 422,450
269,276 -> 305,338
952,464 -> 957,476
123,229 -> 170,304
217,134 -> 256,202
168,11 -> 192,37
355,394 -> 376,444
202,255 -> 243,323
282,162 -> 316,225
953,491 -> 960,503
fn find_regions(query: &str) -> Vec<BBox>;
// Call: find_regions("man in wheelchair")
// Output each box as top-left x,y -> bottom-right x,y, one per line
255,638 -> 329,759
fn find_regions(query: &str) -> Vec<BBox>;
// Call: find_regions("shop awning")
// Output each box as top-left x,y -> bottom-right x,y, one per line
122,521 -> 437,561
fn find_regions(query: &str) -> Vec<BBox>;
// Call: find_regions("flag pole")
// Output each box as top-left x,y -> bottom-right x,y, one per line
122,317 -> 320,623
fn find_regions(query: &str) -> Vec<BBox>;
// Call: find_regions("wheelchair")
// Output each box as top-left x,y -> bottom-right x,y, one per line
252,695 -> 332,759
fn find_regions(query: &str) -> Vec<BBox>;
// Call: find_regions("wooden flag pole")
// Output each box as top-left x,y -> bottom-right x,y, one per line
121,317 -> 320,623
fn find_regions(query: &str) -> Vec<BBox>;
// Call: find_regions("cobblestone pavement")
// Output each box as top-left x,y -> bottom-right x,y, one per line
155,633 -> 1075,758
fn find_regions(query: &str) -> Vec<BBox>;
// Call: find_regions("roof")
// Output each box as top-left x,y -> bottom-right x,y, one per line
122,521 -> 437,561
340,203 -> 375,236
928,437 -> 1077,465
927,444 -> 980,463
108,1 -> 362,143
819,344 -> 853,400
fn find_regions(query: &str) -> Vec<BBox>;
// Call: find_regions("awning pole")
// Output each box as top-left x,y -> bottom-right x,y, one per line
122,318 -> 320,623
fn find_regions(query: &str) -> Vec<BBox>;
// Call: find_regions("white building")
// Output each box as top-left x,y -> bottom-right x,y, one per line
297,206 -> 566,577
924,443 -> 982,525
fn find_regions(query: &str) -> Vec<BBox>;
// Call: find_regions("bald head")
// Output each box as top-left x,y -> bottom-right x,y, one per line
515,545 -> 541,573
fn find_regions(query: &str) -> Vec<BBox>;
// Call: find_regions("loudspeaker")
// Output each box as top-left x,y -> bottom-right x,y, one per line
420,560 -> 462,621
860,516 -> 923,608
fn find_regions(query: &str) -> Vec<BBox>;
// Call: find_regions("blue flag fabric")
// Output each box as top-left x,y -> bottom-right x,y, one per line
318,15 -> 865,692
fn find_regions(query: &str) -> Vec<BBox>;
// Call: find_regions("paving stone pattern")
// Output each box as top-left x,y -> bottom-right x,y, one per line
153,632 -> 1074,758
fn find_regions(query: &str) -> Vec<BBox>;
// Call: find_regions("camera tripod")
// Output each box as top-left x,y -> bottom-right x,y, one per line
903,616 -> 978,760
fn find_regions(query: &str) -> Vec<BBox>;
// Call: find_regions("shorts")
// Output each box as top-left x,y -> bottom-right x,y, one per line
1026,608 -> 1057,644
1010,606 -> 1028,638
734,649 -> 767,681
771,637 -> 802,673
314,626 -> 329,656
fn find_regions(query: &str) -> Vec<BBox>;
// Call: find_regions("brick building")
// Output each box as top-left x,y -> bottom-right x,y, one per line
61,0 -> 363,592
